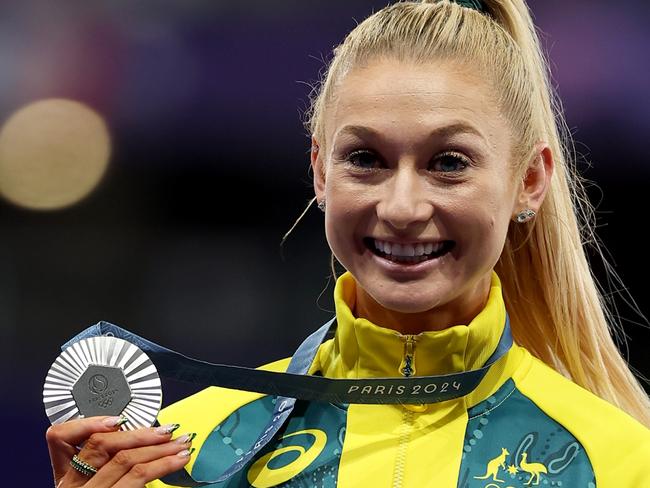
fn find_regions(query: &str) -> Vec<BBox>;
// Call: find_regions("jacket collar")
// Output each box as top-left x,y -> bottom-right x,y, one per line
314,271 -> 507,380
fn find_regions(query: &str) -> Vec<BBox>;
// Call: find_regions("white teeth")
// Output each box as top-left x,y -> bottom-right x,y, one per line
403,244 -> 416,257
373,239 -> 446,257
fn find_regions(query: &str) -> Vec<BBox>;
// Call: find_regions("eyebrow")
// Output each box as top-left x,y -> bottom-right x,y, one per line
333,122 -> 487,144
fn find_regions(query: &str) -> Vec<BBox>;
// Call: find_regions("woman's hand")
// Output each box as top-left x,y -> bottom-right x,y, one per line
46,416 -> 195,487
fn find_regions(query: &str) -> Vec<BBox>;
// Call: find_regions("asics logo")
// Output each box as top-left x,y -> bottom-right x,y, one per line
247,429 -> 327,488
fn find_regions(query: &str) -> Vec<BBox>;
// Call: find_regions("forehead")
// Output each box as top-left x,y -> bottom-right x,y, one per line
325,59 -> 509,153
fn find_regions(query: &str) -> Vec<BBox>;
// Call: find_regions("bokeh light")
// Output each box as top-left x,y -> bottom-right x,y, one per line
0,98 -> 111,210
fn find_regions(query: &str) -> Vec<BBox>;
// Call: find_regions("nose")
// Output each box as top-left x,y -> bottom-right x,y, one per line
376,166 -> 433,231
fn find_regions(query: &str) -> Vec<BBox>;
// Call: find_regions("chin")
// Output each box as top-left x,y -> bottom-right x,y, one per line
370,290 -> 447,315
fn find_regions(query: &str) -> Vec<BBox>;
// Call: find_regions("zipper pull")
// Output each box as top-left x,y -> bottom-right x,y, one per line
399,336 -> 417,377
400,335 -> 428,413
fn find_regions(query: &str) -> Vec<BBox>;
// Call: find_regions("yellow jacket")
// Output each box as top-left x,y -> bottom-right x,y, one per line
149,273 -> 650,487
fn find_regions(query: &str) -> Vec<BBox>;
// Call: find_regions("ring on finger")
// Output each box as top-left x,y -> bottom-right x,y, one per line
70,454 -> 98,477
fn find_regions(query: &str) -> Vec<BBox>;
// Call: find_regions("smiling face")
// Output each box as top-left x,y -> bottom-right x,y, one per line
312,59 -> 527,331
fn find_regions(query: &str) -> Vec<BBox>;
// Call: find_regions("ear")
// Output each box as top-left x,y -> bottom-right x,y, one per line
513,142 -> 554,217
311,136 -> 326,202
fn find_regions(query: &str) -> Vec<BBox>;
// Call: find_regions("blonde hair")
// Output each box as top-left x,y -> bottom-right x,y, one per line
302,0 -> 650,424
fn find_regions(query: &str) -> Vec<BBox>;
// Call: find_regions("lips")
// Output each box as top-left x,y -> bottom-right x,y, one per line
364,237 -> 455,264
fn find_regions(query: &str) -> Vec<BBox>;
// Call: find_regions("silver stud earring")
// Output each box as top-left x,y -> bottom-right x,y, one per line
515,209 -> 536,223
317,200 -> 326,212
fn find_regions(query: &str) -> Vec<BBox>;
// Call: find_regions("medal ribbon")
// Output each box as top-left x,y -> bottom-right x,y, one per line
63,315 -> 512,486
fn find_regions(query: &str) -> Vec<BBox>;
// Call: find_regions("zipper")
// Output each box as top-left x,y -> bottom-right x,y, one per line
392,335 -> 418,488
399,335 -> 417,377
392,409 -> 414,488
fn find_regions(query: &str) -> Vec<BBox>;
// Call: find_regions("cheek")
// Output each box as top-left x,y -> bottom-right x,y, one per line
480,203 -> 512,260
325,175 -> 376,222
474,178 -> 515,224
326,194 -> 360,228
450,194 -> 511,247
323,191 -> 367,255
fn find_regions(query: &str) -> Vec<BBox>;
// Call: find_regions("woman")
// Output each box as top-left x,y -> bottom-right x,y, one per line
46,0 -> 650,486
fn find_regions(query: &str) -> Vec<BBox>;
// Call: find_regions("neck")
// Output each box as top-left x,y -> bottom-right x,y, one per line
354,277 -> 491,334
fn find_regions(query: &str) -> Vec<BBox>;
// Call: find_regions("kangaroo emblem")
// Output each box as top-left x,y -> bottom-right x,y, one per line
520,452 -> 548,486
474,447 -> 509,483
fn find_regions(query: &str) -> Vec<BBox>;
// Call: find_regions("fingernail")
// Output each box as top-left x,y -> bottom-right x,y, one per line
103,416 -> 128,427
155,423 -> 181,435
174,432 -> 197,444
178,447 -> 196,457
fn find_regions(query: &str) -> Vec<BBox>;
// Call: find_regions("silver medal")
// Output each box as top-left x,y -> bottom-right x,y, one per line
43,335 -> 162,430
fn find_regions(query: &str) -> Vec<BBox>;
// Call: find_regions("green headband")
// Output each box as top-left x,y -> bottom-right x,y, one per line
452,0 -> 487,13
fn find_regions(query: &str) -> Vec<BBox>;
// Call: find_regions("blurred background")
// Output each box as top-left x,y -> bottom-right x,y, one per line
1,0 -> 648,484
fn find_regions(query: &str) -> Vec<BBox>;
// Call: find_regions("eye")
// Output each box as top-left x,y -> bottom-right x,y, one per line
346,149 -> 381,169
430,152 -> 470,173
